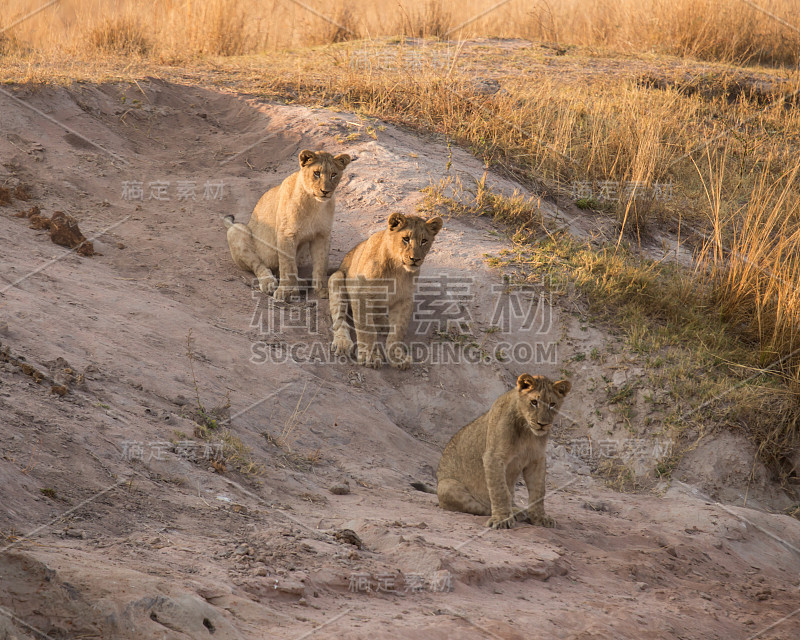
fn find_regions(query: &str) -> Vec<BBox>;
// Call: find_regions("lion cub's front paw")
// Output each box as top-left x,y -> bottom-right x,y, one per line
273,284 -> 300,302
331,333 -> 354,357
315,286 -> 329,299
258,274 -> 278,294
387,345 -> 412,370
486,514 -> 515,530
528,513 -> 556,528
357,349 -> 383,369
513,509 -> 532,524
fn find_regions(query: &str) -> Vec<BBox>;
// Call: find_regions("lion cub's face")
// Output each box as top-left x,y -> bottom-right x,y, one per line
298,150 -> 352,202
515,374 -> 571,437
386,213 -> 443,273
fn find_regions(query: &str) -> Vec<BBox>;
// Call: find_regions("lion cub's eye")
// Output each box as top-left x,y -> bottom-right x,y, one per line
530,399 -> 538,407
331,172 -> 337,178
402,236 -> 410,244
313,171 -> 321,178
421,239 -> 428,245
550,402 -> 556,409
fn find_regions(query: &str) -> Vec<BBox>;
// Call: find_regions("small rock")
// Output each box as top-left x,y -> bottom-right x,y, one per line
253,566 -> 268,577
234,544 -> 249,556
329,481 -> 350,495
636,582 -> 648,591
333,529 -> 363,549
65,529 -> 84,539
275,581 -> 305,596
583,501 -> 608,512
298,597 -> 308,606
50,211 -> 94,256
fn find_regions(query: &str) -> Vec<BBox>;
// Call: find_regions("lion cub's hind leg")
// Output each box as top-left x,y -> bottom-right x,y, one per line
226,222 -> 278,294
437,479 -> 491,516
386,298 -> 413,370
351,290 -> 384,369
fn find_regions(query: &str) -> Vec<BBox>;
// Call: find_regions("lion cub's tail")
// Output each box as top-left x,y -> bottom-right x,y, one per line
222,214 -> 235,229
410,481 -> 435,494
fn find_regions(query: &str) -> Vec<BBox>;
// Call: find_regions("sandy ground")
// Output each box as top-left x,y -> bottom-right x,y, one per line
1,79 -> 799,639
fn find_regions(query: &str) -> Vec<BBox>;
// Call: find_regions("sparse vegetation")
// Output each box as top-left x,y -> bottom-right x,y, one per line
596,458 -> 639,492
425,179 -> 799,485
185,330 -> 264,476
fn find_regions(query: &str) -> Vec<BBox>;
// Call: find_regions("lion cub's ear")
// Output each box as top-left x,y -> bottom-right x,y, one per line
426,216 -> 443,235
299,149 -> 316,166
334,153 -> 352,168
553,380 -> 572,397
517,374 -> 544,392
388,212 -> 408,231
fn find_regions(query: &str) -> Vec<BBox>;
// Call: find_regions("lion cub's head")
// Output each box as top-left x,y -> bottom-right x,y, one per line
386,213 -> 443,273
515,374 -> 571,437
298,150 -> 352,202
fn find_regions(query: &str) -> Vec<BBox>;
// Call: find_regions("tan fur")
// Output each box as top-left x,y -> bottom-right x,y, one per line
224,149 -> 351,301
437,374 -> 572,529
328,213 -> 443,369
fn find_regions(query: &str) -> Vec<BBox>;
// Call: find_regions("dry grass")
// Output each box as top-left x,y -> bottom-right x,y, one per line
425,177 -> 799,482
275,381 -> 320,449
3,0 -> 800,65
697,150 -> 800,378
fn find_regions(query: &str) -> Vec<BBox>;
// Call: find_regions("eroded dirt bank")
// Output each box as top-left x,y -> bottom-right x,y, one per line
1,80 -> 798,639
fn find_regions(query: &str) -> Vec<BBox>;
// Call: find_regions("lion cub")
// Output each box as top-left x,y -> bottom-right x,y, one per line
329,213 -> 443,369
437,374 -> 571,529
224,149 -> 351,301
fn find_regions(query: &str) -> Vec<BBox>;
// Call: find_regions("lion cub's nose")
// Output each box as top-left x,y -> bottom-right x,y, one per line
321,189 -> 330,196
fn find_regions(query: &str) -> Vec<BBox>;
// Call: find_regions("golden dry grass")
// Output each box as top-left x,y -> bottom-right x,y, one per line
4,0 -> 800,65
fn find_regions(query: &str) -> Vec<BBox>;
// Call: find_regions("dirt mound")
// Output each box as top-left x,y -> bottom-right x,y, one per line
0,80 -> 798,639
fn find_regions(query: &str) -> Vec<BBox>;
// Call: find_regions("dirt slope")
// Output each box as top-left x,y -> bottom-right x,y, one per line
0,79 -> 798,639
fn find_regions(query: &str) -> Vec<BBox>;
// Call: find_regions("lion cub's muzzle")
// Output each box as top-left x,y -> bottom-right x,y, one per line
529,421 -> 552,436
